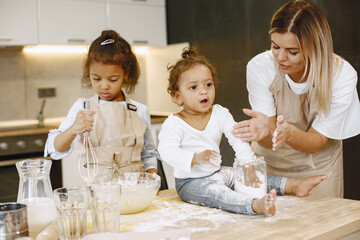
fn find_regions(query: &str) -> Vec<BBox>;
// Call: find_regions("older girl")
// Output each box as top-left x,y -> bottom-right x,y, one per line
45,30 -> 158,185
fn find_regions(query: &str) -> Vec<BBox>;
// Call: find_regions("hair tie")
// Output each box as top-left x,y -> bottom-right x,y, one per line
101,39 -> 115,45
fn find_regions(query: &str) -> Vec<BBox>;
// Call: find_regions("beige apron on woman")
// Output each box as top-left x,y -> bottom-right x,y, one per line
251,73 -> 343,198
63,94 -> 147,186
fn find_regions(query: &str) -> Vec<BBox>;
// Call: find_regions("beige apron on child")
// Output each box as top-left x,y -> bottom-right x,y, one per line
251,73 -> 343,198
63,94 -> 147,186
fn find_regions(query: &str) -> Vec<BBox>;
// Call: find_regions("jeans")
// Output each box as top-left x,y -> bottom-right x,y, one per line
175,166 -> 287,215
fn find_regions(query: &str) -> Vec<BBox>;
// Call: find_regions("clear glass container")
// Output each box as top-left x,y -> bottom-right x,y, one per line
16,159 -> 57,239
233,156 -> 267,198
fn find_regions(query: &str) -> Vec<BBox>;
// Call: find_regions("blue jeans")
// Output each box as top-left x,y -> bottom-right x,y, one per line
175,166 -> 287,215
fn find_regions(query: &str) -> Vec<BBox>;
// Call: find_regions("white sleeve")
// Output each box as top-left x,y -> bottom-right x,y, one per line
44,100 -> 83,159
247,51 -> 277,117
312,60 -> 360,139
158,117 -> 193,173
218,106 -> 254,160
137,105 -> 158,171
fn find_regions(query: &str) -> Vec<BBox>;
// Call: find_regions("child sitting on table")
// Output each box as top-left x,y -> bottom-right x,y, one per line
157,48 -> 327,216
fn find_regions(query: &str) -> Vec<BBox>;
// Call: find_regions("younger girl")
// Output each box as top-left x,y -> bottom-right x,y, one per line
45,30 -> 158,185
158,48 -> 327,216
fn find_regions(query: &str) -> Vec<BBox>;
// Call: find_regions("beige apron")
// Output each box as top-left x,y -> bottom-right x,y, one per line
251,73 -> 343,198
64,94 -> 147,185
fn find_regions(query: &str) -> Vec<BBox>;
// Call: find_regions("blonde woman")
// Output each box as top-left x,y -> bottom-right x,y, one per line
232,0 -> 360,198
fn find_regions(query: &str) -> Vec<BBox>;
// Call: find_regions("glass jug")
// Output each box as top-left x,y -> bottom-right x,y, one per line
233,156 -> 267,198
16,159 -> 57,239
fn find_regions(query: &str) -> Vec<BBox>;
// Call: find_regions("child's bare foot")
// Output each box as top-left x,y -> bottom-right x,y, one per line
252,189 -> 277,216
285,174 -> 327,197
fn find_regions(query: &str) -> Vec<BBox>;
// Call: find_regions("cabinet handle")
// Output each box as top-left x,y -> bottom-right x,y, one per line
0,159 -> 20,167
67,38 -> 86,43
133,40 -> 148,45
0,37 -> 11,41
132,0 -> 147,2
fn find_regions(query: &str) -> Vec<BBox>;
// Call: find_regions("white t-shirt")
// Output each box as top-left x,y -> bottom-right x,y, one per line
158,104 -> 254,179
247,51 -> 360,140
44,98 -> 158,171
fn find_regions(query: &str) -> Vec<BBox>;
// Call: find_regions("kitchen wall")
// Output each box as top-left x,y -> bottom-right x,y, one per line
0,48 -> 93,122
166,0 -> 360,199
0,44 -> 186,123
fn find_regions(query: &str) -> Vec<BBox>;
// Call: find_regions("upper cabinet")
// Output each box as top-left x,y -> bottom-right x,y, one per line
0,0 -> 38,46
106,0 -> 167,47
0,0 -> 166,46
38,0 -> 107,45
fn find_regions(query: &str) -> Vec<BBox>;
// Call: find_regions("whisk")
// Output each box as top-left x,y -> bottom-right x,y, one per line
78,99 -> 99,184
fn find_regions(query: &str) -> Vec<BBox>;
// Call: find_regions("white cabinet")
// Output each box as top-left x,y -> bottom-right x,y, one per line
106,0 -> 167,47
0,0 -> 38,46
0,0 -> 166,47
150,122 -> 175,189
38,0 -> 107,45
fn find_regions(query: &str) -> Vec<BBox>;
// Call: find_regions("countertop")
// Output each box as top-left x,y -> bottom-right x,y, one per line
0,116 -> 167,138
119,188 -> 360,240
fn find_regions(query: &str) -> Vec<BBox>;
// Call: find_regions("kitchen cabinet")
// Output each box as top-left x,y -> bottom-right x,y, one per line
106,0 -> 167,46
0,0 -> 38,46
150,121 -> 175,188
38,0 -> 107,45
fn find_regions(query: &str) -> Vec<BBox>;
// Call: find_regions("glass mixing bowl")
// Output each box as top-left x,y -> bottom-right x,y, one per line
117,172 -> 160,214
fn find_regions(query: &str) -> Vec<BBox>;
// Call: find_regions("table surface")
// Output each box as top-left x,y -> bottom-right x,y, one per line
118,188 -> 360,240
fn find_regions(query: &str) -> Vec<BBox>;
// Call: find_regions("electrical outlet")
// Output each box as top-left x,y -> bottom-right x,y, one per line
38,87 -> 56,97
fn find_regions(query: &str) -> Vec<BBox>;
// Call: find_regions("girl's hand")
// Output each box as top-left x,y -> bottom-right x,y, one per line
272,115 -> 294,151
146,168 -> 158,175
69,110 -> 95,135
232,109 -> 270,142
192,150 -> 221,167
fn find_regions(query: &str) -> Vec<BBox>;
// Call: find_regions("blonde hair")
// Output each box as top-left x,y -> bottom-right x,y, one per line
270,0 -> 339,115
167,48 -> 218,104
82,30 -> 140,94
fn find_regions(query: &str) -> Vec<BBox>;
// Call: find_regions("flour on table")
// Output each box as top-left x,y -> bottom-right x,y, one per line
116,194 -> 307,234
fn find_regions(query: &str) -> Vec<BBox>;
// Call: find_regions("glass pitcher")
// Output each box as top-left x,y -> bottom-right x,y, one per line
233,156 -> 267,198
16,159 -> 57,239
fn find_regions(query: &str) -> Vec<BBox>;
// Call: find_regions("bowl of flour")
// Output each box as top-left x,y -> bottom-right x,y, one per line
117,172 -> 160,214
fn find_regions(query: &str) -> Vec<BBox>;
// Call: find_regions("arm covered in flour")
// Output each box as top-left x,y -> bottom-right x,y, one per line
220,106 -> 254,160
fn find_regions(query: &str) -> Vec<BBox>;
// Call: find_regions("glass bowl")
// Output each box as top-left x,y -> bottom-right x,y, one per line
117,172 -> 160,214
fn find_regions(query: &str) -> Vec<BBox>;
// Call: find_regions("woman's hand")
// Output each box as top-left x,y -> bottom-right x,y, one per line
232,109 -> 271,142
192,150 -> 221,167
272,115 -> 294,151
69,110 -> 95,135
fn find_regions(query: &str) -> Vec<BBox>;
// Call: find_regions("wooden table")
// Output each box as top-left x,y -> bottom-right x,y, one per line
119,188 -> 360,240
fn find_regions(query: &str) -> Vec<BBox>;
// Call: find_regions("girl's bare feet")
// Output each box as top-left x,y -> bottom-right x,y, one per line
252,189 -> 277,216
285,174 -> 328,197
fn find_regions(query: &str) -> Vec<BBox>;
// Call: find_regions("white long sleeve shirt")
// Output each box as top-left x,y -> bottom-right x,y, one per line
247,51 -> 360,139
44,98 -> 158,171
158,104 -> 254,179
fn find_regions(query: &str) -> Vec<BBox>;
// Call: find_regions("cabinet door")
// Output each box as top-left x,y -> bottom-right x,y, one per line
0,0 -> 38,46
107,1 -> 167,47
38,0 -> 107,45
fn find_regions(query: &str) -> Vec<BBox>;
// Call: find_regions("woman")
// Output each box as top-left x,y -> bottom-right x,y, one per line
232,0 -> 360,198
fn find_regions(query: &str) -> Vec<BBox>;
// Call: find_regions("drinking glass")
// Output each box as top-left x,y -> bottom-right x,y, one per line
89,181 -> 121,233
53,187 -> 88,240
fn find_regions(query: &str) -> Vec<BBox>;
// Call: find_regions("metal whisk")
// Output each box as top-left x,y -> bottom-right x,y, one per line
78,99 -> 99,184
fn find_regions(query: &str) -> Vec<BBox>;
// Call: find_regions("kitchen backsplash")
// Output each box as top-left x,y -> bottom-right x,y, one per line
0,43 -> 187,122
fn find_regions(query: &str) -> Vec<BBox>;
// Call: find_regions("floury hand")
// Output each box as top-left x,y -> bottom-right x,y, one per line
192,150 -> 221,167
